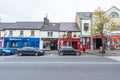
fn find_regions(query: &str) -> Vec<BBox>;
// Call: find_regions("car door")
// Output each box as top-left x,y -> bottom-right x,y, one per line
24,48 -> 34,54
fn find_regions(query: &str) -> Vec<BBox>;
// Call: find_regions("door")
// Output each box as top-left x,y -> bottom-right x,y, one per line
72,42 -> 77,49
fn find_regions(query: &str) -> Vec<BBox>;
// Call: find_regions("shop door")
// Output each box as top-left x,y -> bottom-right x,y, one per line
96,38 -> 102,49
72,42 -> 77,49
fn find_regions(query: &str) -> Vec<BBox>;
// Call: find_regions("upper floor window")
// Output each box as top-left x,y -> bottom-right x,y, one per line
31,31 -> 34,36
84,23 -> 89,31
48,32 -> 53,37
109,12 -> 119,18
9,31 -> 13,35
20,31 -> 24,36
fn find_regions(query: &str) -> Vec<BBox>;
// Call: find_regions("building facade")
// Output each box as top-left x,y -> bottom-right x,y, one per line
75,12 -> 92,50
59,22 -> 80,50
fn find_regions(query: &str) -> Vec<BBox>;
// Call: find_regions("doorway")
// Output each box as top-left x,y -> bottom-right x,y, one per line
72,42 -> 77,49
96,38 -> 102,49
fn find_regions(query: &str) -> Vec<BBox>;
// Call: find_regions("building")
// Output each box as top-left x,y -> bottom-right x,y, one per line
59,22 -> 80,50
40,17 -> 60,50
75,12 -> 92,50
0,22 -> 43,48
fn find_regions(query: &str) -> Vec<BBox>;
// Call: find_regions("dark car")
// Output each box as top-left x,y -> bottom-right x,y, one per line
58,46 -> 81,56
16,47 -> 45,56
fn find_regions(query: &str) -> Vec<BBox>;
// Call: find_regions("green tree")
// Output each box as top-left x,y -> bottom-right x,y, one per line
92,8 -> 117,55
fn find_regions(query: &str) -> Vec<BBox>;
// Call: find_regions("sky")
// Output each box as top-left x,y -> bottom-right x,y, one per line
0,0 -> 120,22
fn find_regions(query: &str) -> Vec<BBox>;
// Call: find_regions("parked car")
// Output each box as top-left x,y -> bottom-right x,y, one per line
0,48 -> 15,56
16,47 -> 45,56
58,46 -> 81,56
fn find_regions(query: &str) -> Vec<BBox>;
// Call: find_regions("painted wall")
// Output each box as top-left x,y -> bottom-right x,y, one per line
81,20 -> 92,36
1,30 -> 40,38
40,31 -> 59,38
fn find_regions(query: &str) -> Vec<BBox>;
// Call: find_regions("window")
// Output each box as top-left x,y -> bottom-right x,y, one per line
48,32 -> 53,37
84,23 -> 89,31
31,31 -> 34,36
22,42 -> 27,47
20,31 -> 24,36
110,12 -> 119,18
12,42 -> 18,48
9,31 -> 13,36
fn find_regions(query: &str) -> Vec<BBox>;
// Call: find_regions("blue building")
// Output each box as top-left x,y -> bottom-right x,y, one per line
4,37 -> 40,48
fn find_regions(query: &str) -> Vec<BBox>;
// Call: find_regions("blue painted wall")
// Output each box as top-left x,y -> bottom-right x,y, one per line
4,37 -> 40,48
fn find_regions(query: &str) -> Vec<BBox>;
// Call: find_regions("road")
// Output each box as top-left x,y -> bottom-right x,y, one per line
0,54 -> 120,80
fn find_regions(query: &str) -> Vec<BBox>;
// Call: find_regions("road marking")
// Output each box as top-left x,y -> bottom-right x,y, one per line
106,56 -> 120,62
0,62 -> 120,64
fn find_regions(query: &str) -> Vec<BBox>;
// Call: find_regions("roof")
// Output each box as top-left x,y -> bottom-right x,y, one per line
106,6 -> 120,13
59,22 -> 80,31
76,12 -> 92,19
0,22 -> 80,32
0,22 -> 43,30
41,23 -> 60,31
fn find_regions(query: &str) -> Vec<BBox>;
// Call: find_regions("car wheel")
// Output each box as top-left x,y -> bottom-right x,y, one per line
18,53 -> 22,56
35,53 -> 38,56
2,53 -> 5,56
76,52 -> 80,56
59,52 -> 63,56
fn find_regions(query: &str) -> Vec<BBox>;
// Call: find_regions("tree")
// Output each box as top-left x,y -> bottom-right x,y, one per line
92,8 -> 117,55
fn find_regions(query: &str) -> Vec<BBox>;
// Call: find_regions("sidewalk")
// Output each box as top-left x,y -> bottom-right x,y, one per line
86,50 -> 120,56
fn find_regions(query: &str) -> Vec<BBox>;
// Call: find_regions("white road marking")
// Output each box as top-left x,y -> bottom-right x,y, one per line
0,62 -> 120,64
106,56 -> 120,62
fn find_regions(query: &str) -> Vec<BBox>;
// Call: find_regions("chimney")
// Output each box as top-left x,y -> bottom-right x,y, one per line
43,16 -> 49,25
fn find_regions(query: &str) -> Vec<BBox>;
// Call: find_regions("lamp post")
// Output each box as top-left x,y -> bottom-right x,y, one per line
107,32 -> 110,51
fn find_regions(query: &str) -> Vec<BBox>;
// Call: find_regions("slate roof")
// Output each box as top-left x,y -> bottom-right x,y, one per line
76,12 -> 92,19
0,22 -> 80,32
0,22 -> 43,30
59,22 -> 80,32
41,23 -> 60,31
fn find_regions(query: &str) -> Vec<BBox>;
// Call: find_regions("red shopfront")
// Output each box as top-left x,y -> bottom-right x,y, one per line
59,38 -> 91,51
110,35 -> 120,49
92,35 -> 107,49
59,38 -> 80,50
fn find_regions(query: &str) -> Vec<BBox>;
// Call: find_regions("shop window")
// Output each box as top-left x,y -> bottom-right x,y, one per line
23,42 -> 27,47
43,41 -> 50,50
12,42 -> 18,48
83,37 -> 90,47
48,32 -> 53,37
64,41 -> 70,46
84,23 -> 89,31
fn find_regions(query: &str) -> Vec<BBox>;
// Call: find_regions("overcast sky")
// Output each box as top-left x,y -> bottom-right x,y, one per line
0,0 -> 120,22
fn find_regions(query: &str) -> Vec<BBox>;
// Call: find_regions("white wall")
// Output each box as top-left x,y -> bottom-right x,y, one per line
81,20 -> 91,36
2,30 -> 40,37
40,31 -> 59,38
105,7 -> 120,22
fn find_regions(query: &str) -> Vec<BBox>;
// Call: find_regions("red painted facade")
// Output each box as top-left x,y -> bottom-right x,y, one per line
59,38 -> 91,51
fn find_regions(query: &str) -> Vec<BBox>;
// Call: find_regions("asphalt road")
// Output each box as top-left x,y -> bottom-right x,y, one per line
0,55 -> 120,80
